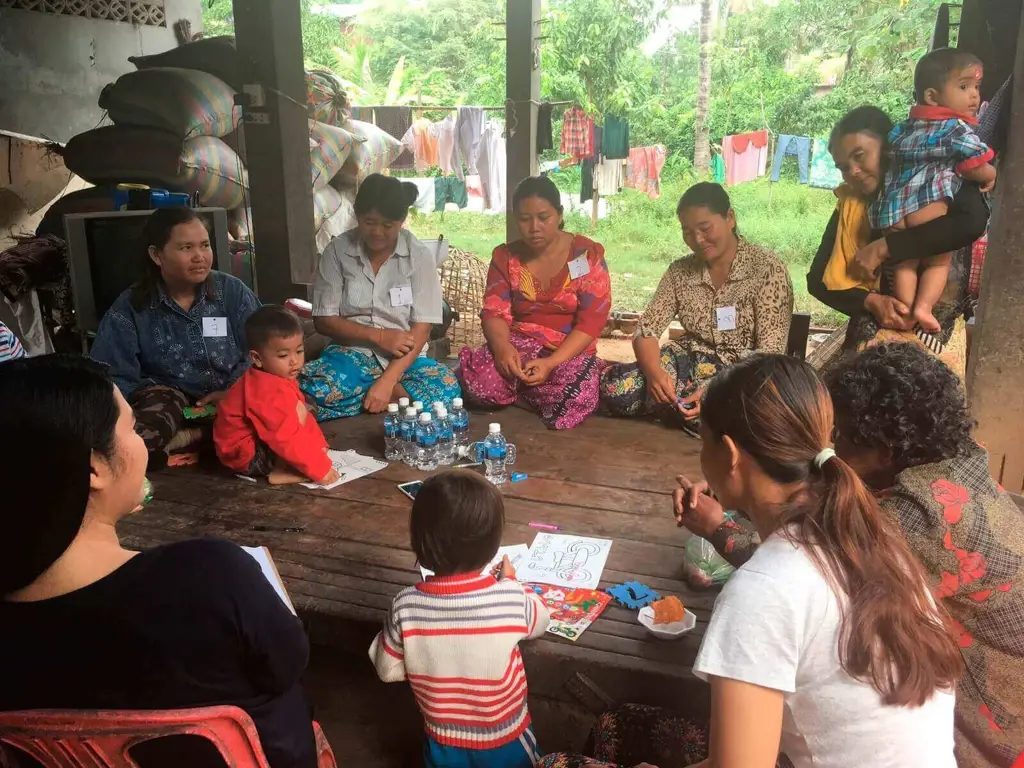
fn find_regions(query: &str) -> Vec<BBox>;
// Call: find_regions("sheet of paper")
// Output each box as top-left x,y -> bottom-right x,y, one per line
241,545 -> 296,615
419,544 -> 531,581
526,583 -> 612,642
300,449 -> 388,490
515,533 -> 613,590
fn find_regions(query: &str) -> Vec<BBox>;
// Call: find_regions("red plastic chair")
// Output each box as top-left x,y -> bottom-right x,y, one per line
0,707 -> 336,768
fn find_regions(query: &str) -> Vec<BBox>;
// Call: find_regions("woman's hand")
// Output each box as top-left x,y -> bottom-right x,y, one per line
494,342 -> 526,380
853,237 -> 889,279
677,387 -> 704,421
864,293 -> 914,331
318,468 -> 341,486
673,475 -> 726,538
522,357 -> 556,387
646,368 -> 677,406
196,390 -> 228,407
363,376 -> 395,414
377,329 -> 416,358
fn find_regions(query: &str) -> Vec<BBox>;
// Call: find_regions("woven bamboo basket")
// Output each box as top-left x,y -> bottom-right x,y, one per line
440,247 -> 488,351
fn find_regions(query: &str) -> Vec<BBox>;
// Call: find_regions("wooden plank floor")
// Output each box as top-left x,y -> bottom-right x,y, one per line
120,407 -> 715,712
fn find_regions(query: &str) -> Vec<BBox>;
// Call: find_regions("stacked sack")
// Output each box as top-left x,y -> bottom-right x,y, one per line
49,36 -> 412,255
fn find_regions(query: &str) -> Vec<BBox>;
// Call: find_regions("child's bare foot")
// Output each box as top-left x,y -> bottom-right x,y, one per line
913,306 -> 941,334
268,468 -> 307,485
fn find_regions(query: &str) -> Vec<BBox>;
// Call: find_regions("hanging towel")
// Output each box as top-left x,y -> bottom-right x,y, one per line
434,177 -> 468,211
407,178 -> 437,214
432,114 -> 458,176
770,135 -> 811,184
477,119 -> 507,213
537,102 -> 554,152
722,130 -> 768,185
560,106 -> 593,160
730,130 -> 769,153
712,153 -> 725,183
625,146 -> 666,200
809,138 -> 845,189
822,184 -> 877,291
454,107 -> 485,179
375,106 -> 414,169
603,116 -> 630,159
403,118 -> 441,172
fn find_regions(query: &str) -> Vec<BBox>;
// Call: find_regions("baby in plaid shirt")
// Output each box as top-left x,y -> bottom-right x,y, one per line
870,48 -> 995,333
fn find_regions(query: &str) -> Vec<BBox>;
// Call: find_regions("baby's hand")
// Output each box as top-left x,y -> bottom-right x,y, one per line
491,555 -> 517,581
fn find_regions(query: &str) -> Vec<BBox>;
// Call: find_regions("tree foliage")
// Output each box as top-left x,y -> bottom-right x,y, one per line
203,0 -> 943,171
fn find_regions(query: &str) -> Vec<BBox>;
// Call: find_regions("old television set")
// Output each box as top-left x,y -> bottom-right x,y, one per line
64,208 -> 248,333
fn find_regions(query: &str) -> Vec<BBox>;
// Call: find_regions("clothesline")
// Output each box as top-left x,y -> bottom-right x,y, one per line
350,100 -> 574,113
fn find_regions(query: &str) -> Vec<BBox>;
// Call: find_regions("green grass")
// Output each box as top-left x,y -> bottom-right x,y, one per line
408,178 -> 845,328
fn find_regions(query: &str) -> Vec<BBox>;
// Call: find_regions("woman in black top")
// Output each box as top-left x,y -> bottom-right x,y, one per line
806,105 -> 988,374
0,355 -> 315,768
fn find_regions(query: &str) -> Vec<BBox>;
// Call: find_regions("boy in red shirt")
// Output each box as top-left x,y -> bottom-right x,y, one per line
214,305 -> 340,486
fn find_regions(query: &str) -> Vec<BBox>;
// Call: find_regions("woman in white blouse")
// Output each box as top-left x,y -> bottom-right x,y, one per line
683,353 -> 961,768
301,174 -> 461,419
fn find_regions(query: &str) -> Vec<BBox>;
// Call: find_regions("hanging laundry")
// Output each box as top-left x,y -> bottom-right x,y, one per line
454,107 -> 485,179
602,116 -> 630,160
434,176 -> 468,211
580,159 -> 595,203
770,135 -> 811,184
402,117 -> 441,172
464,174 -> 486,212
625,145 -> 666,200
406,178 -> 437,215
375,106 -> 414,170
591,125 -> 603,160
349,106 -> 374,123
477,119 -> 507,213
537,102 -> 554,152
595,159 -> 623,196
560,106 -> 593,160
722,130 -> 769,186
809,138 -> 845,189
712,152 -> 726,184
432,114 -> 458,176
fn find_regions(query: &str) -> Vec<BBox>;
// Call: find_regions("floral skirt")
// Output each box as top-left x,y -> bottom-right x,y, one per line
599,342 -> 725,431
299,346 -> 461,421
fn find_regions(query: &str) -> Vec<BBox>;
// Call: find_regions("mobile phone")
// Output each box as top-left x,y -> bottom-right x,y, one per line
398,481 -> 423,501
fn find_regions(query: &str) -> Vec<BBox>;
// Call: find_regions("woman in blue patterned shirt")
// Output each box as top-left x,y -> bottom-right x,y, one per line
91,207 -> 260,465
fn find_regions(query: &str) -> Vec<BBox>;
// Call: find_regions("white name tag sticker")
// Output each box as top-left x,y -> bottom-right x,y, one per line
202,316 -> 228,337
567,255 -> 591,280
390,285 -> 414,307
715,306 -> 737,331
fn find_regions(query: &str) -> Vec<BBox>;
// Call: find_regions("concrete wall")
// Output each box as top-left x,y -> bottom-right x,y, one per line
0,1 -> 202,143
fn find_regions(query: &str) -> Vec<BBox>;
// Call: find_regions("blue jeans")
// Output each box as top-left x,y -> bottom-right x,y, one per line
770,135 -> 810,183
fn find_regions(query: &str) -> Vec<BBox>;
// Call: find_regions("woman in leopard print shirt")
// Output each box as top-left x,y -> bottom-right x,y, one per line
601,182 -> 793,431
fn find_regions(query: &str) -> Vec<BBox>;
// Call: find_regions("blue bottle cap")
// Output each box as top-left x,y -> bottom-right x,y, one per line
511,472 -> 528,483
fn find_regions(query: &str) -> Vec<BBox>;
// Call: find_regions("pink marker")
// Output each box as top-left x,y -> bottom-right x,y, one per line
529,522 -> 560,531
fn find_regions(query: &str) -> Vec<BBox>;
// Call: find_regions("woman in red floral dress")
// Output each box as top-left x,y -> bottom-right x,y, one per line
672,343 -> 1023,768
458,176 -> 611,429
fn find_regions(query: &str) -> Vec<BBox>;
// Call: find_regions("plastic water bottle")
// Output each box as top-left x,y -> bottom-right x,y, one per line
415,412 -> 439,471
432,401 -> 444,417
481,423 -> 517,485
412,400 -> 425,417
398,397 -> 410,411
450,397 -> 470,452
400,407 -> 418,465
384,403 -> 401,461
434,406 -> 455,466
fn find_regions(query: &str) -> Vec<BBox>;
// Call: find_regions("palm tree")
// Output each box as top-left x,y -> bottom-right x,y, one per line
693,0 -> 713,176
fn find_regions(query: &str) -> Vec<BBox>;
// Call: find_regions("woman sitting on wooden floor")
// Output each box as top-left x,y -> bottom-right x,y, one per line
0,355 -> 320,768
458,176 -> 612,429
600,182 -> 793,434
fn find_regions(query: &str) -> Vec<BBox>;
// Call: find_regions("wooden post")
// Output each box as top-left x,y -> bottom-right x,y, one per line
506,0 -> 541,243
591,187 -> 600,226
232,0 -> 315,303
966,6 -> 1024,492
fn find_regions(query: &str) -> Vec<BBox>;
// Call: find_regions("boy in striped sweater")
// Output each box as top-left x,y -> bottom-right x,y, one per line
369,470 -> 550,767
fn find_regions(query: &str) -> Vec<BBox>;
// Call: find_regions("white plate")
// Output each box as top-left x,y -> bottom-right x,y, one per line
638,605 -> 697,640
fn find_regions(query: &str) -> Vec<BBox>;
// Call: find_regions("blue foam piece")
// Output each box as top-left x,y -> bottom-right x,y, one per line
605,581 -> 660,609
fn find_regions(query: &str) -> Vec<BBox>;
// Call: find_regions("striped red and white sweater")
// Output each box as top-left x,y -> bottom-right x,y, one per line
369,572 -> 550,750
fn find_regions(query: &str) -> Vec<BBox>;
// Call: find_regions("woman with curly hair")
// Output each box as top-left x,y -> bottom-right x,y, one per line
675,343 -> 1024,768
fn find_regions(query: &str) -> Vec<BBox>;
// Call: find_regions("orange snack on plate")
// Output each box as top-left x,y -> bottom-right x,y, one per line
651,595 -> 685,625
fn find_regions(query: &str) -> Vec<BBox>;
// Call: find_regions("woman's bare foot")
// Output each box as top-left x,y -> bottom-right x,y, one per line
268,468 -> 308,485
913,305 -> 941,334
